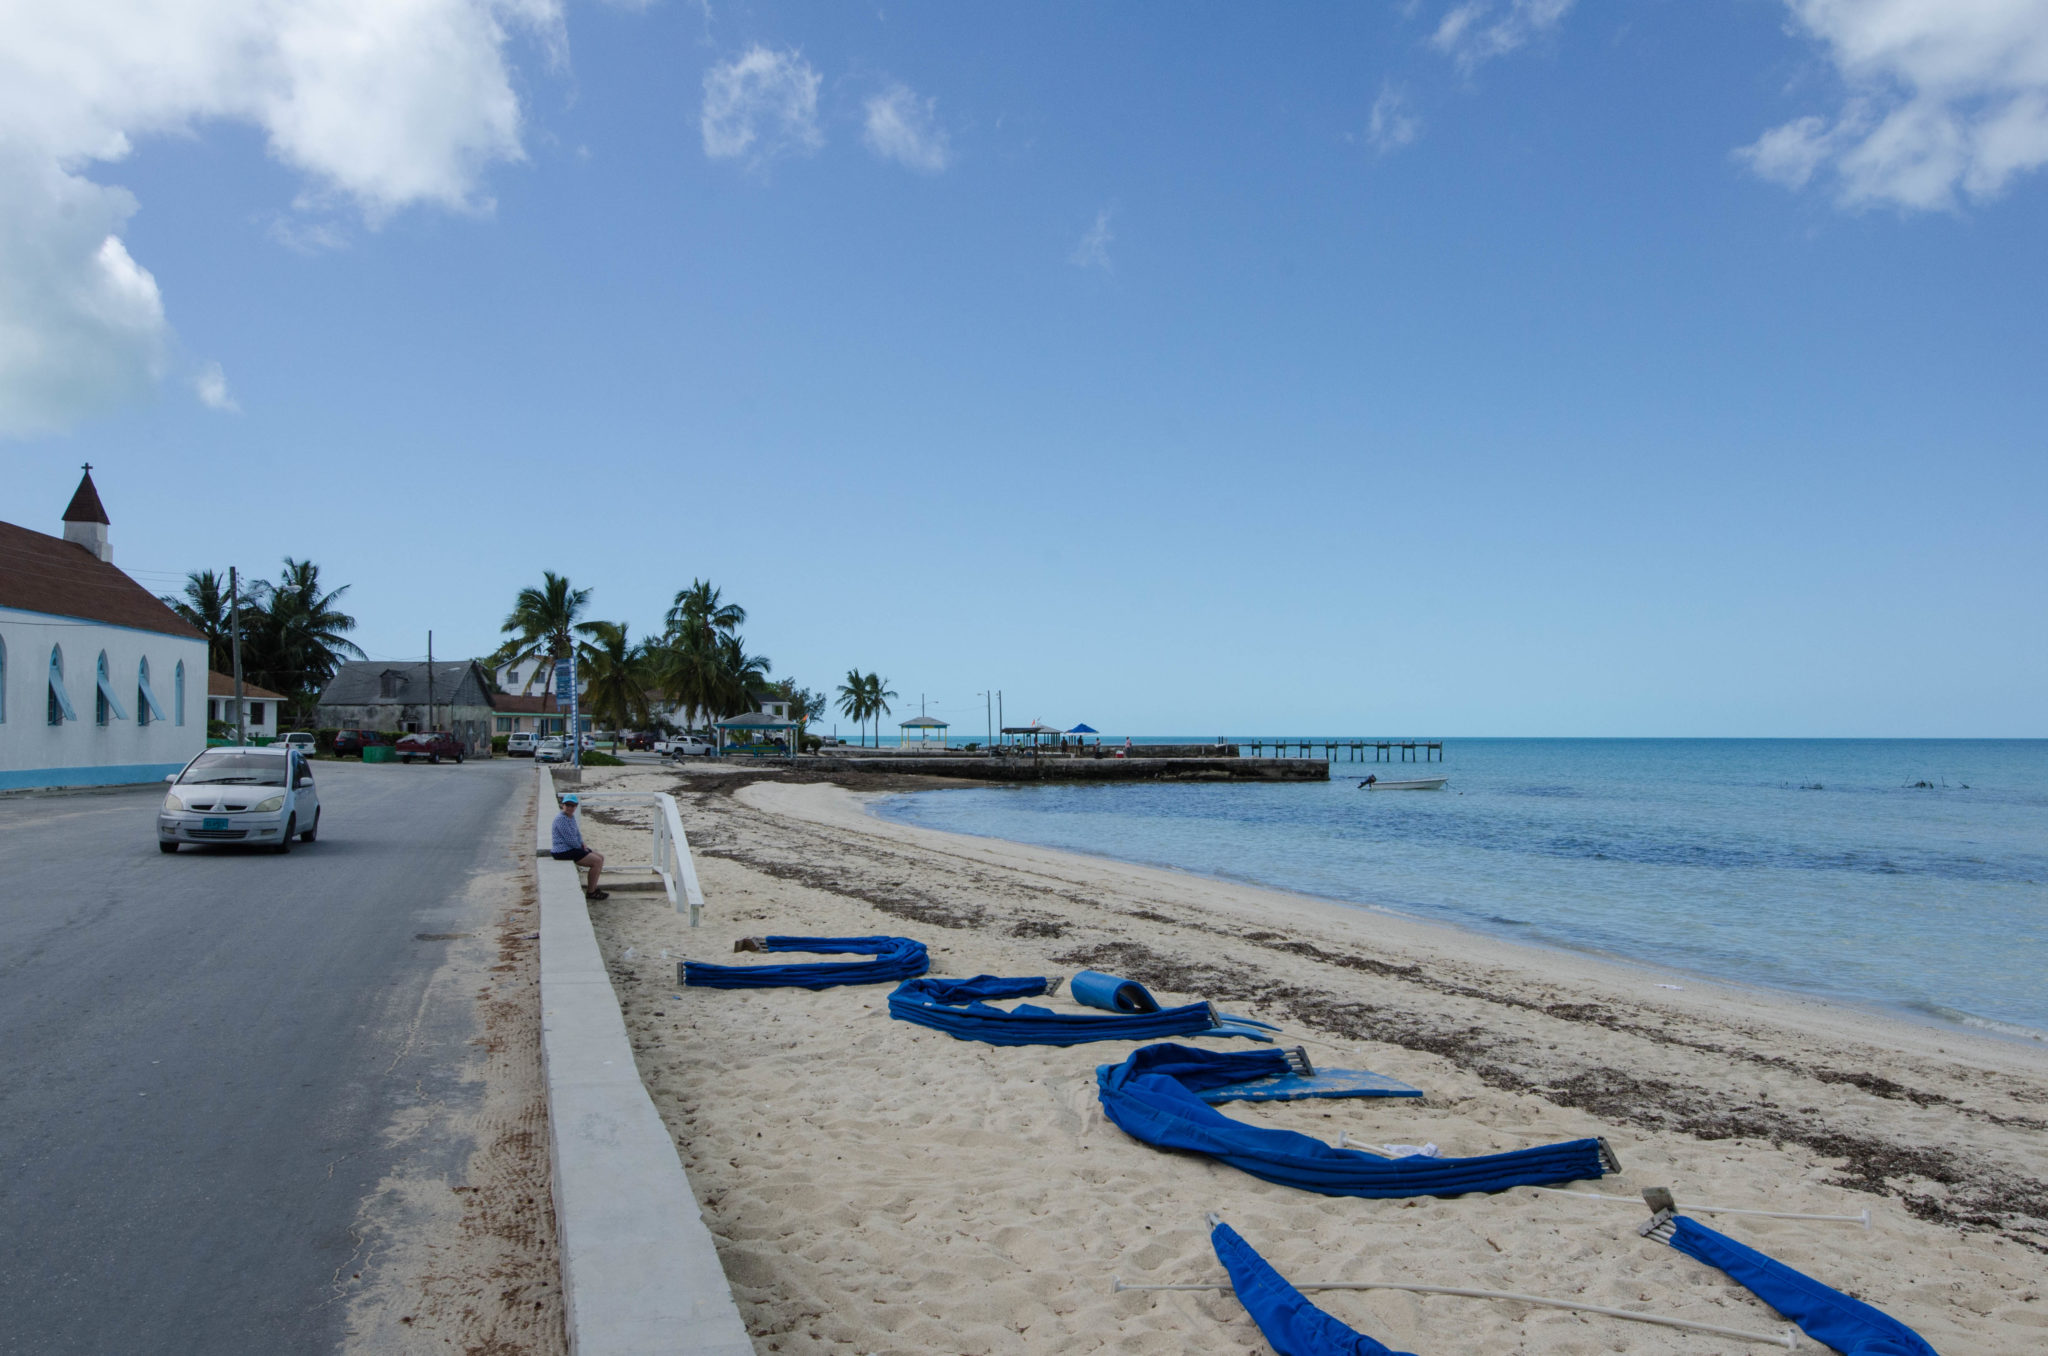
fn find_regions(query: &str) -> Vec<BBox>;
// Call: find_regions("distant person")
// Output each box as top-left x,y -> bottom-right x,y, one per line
551,794 -> 607,899
1361,774 -> 1377,788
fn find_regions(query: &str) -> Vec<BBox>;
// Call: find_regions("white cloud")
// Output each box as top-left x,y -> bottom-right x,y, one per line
701,47 -> 823,163
0,0 -> 564,438
0,153 -> 167,438
1368,84 -> 1422,153
1430,0 -> 1574,71
1741,0 -> 2048,211
1070,208 -> 1114,271
195,360 -> 238,412
863,84 -> 951,173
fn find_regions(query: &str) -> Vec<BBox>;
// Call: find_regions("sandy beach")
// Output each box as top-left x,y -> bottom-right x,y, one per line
569,763 -> 2048,1354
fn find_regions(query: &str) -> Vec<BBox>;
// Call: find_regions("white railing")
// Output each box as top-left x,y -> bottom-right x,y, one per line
563,789 -> 707,925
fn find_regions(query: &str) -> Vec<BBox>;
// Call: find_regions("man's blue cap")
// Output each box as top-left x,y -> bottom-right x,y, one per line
561,793 -> 580,805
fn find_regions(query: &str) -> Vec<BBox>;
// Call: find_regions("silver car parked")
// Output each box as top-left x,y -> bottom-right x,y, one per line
158,746 -> 321,853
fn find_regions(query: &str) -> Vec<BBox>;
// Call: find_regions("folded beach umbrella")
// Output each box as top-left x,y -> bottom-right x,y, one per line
888,975 -> 1278,1046
683,935 -> 929,990
1100,1043 -> 1424,1103
1643,1203 -> 1939,1355
1098,1044 -> 1614,1198
1210,1218 -> 1417,1356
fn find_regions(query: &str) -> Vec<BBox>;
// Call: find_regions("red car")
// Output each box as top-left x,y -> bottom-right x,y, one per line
396,731 -> 465,764
331,729 -> 384,758
624,731 -> 656,751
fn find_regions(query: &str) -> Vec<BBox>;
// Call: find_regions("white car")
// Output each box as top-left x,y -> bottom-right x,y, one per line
659,734 -> 715,757
278,732 -> 316,757
158,746 -> 320,853
506,732 -> 536,757
534,736 -> 567,763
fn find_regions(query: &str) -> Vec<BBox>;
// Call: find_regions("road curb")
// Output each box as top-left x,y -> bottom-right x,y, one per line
535,771 -> 754,1356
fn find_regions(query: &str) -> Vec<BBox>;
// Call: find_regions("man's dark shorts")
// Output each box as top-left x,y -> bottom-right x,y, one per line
553,847 -> 591,862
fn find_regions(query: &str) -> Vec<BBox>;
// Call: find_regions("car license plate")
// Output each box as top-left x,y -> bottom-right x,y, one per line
203,817 -> 230,830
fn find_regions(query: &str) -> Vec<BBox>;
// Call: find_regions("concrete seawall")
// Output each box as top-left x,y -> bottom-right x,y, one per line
800,755 -> 1327,782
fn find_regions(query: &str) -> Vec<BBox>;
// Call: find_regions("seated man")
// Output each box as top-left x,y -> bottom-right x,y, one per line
551,794 -> 607,899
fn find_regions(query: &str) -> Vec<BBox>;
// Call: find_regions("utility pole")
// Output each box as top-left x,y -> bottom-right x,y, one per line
229,565 -> 246,746
426,631 -> 435,734
997,690 -> 1003,751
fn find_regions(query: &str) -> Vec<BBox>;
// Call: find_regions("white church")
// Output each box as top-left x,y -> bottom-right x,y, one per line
0,469 -> 210,791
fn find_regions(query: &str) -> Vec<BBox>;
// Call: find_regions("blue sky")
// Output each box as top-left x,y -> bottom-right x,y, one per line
6,1 -> 2046,736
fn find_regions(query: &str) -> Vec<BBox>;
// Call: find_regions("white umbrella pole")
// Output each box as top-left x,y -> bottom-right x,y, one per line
1527,1186 -> 1871,1228
1110,1276 -> 1798,1348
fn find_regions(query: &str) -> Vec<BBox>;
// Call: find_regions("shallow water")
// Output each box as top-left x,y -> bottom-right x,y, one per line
872,739 -> 2048,1038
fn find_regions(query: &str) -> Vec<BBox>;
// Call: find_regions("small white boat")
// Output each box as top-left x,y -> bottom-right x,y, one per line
1361,776 -> 1448,791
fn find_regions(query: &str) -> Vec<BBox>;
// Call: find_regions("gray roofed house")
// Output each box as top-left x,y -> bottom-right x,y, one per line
315,660 -> 497,755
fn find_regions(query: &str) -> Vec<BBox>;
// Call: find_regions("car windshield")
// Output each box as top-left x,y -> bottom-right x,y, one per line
179,750 -> 290,786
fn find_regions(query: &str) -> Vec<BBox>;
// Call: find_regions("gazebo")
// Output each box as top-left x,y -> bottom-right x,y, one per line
898,714 -> 950,751
1000,722 -> 1063,753
713,710 -> 798,757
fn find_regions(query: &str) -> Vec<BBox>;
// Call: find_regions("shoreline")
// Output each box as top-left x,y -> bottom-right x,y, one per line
570,763 -> 2048,1353
843,784 -> 2048,1075
864,785 -> 2048,1052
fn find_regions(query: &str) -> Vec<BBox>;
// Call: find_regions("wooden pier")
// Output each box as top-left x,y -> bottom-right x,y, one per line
1239,739 -> 1444,763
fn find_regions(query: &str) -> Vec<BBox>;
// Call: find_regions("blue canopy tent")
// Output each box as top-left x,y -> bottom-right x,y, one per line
684,935 -> 929,990
1098,1043 -> 1616,1198
1646,1207 -> 1939,1355
1211,1218 -> 1417,1356
889,975 -> 1278,1046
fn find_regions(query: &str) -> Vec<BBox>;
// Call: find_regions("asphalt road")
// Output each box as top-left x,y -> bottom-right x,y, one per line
0,757 -> 530,1355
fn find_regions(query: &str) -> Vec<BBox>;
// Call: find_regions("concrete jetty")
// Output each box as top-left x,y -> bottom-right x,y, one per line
799,754 -> 1327,782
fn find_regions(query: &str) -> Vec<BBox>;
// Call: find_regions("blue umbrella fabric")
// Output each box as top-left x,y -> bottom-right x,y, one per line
889,976 -> 1278,1046
1094,1042 -> 1424,1103
1098,1044 -> 1613,1198
1068,723 -> 1099,734
1211,1219 -> 1417,1356
1663,1215 -> 1939,1355
684,935 -> 929,990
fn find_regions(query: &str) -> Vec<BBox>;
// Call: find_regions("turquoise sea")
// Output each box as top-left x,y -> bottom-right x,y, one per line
872,740 -> 2048,1040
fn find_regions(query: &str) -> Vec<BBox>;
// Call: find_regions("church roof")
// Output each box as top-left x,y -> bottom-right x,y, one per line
63,468 -> 110,524
0,520 -> 203,640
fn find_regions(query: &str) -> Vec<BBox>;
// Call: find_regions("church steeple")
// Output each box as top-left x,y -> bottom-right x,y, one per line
62,464 -> 112,562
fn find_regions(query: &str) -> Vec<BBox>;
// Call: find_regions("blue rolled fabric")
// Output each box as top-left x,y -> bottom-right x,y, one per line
900,974 -> 1050,1005
1667,1216 -> 1939,1355
1098,1045 -> 1611,1198
1094,1043 -> 1426,1103
1072,969 -> 1162,1013
1211,1220 -> 1416,1356
889,979 -> 1276,1046
684,935 -> 929,990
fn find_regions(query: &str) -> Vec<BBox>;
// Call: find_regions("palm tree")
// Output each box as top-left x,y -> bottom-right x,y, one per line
713,632 -> 773,718
836,669 -> 870,746
864,673 -> 897,747
161,569 -> 241,673
652,626 -> 723,733
251,558 -> 364,703
579,621 -> 654,739
664,579 -> 746,640
499,572 -> 599,691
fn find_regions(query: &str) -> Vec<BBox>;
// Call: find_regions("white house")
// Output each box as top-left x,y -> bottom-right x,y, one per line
0,469 -> 210,791
495,658 -> 586,697
207,672 -> 284,740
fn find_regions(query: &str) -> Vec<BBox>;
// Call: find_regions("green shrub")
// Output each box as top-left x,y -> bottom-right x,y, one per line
581,750 -> 624,766
801,734 -> 823,753
315,727 -> 340,754
491,735 -> 510,753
